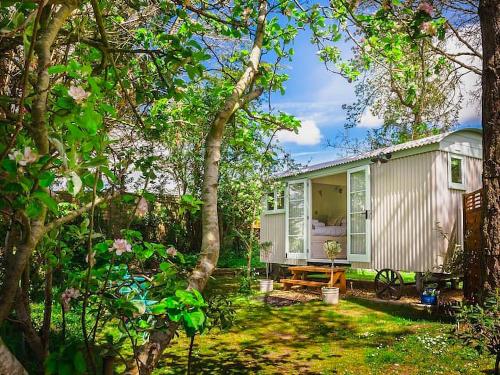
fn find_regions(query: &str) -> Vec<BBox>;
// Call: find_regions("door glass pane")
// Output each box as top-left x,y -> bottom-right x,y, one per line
287,182 -> 306,257
289,184 -> 304,200
351,213 -> 365,234
350,171 -> 365,192
288,236 -> 304,253
289,200 -> 304,217
349,168 -> 367,258
350,234 -> 366,255
350,191 -> 365,212
289,218 -> 304,236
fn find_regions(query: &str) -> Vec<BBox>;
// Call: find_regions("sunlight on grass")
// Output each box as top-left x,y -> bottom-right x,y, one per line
153,278 -> 494,375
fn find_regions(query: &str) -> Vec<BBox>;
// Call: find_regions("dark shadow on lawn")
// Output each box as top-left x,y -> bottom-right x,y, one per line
160,343 -> 328,374
346,296 -> 454,323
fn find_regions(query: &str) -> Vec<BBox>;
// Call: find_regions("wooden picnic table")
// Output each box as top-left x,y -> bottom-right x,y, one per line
280,265 -> 346,294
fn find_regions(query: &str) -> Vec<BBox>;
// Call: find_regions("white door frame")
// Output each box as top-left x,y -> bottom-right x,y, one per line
285,179 -> 309,260
347,165 -> 371,263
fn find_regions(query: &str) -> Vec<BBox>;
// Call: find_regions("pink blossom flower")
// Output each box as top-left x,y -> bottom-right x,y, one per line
166,246 -> 177,257
61,287 -> 80,312
8,147 -> 38,166
421,21 -> 437,35
68,85 -> 90,104
417,2 -> 434,16
111,239 -> 132,256
135,197 -> 148,217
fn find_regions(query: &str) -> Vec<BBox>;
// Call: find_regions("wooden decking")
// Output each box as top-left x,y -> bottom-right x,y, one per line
280,265 -> 347,294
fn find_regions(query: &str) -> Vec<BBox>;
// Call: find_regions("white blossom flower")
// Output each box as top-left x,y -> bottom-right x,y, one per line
135,197 -> 148,217
111,239 -> 132,256
8,147 -> 38,166
166,246 -> 177,257
68,85 -> 90,104
23,147 -> 37,164
61,287 -> 80,312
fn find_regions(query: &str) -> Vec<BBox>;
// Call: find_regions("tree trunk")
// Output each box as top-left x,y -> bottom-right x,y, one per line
0,338 -> 28,375
188,0 -> 266,293
478,0 -> 500,293
0,0 -> 78,327
125,2 -> 268,373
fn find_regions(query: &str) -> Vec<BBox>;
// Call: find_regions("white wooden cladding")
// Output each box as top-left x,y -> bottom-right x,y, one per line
369,151 -> 482,272
260,148 -> 483,271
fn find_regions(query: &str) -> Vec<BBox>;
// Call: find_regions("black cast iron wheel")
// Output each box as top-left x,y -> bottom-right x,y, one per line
375,269 -> 404,300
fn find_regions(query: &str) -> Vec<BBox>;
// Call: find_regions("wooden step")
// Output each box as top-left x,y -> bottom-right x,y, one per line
280,279 -> 328,287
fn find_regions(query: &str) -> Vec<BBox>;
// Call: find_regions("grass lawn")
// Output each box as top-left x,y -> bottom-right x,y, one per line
154,277 -> 494,375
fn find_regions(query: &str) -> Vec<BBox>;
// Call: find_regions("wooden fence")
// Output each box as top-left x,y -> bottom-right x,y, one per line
463,188 -> 483,301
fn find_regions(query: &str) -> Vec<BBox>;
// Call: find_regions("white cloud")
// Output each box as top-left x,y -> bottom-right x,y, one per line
443,28 -> 482,124
359,109 -> 383,128
276,119 -> 322,146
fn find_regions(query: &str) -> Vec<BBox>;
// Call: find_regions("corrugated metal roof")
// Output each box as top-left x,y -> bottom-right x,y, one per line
278,128 -> 481,178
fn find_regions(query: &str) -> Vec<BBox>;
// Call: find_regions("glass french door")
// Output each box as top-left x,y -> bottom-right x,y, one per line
347,166 -> 371,262
286,180 -> 308,259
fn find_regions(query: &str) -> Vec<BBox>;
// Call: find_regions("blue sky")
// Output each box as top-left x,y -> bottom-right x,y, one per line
268,28 -> 482,166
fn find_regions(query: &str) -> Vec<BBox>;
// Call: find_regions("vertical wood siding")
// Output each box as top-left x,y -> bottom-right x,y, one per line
260,213 -> 286,263
260,212 -> 307,265
371,151 -> 482,272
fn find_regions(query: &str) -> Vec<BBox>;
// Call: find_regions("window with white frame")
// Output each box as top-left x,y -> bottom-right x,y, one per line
264,189 -> 285,213
448,154 -> 465,190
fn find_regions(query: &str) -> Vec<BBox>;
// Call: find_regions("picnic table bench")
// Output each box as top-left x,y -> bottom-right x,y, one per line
280,265 -> 346,294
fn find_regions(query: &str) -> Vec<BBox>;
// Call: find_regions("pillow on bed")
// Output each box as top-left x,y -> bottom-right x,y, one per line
326,217 -> 336,226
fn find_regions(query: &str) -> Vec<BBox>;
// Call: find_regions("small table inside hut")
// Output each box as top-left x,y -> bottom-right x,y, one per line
280,265 -> 346,294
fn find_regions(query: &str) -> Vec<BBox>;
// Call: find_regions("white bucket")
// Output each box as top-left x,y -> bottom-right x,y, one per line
322,287 -> 340,305
260,279 -> 274,293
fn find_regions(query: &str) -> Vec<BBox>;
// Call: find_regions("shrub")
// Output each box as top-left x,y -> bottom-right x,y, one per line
456,290 -> 500,375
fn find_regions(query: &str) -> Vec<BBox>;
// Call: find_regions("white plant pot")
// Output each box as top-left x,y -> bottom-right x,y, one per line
260,279 -> 274,293
322,287 -> 340,305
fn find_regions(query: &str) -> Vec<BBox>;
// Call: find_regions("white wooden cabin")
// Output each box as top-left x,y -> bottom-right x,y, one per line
260,128 -> 483,274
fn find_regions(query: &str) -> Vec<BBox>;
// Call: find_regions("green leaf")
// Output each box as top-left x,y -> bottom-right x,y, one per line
79,106 -> 102,135
26,200 -> 43,218
73,351 -> 86,374
159,262 -> 171,272
68,171 -> 82,196
4,182 -> 23,193
45,355 -> 58,374
150,301 -> 168,315
59,362 -> 72,375
48,65 -> 67,74
32,190 -> 58,213
38,171 -> 55,187
49,137 -> 68,168
2,158 -> 17,173
175,290 -> 197,306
